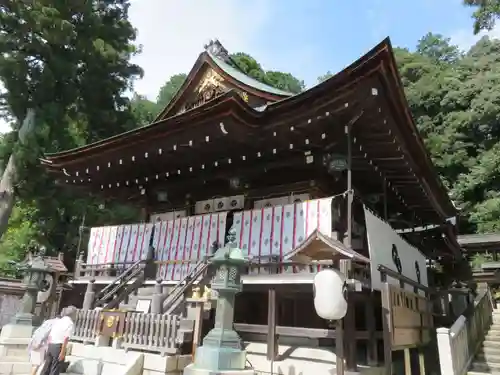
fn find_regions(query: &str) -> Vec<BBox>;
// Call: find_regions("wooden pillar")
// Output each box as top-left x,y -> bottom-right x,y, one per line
267,288 -> 278,361
336,317 -> 345,375
365,291 -> 378,366
380,277 -> 393,375
418,349 -> 426,375
185,299 -> 204,360
344,292 -> 357,371
403,348 -> 411,375
140,206 -> 149,223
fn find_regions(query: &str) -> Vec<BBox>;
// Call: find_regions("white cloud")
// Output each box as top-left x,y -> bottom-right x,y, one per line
0,0 -> 279,133
451,24 -> 500,52
129,0 -> 275,101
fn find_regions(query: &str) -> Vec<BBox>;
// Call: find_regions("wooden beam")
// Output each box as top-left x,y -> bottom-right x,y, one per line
234,323 -> 383,339
365,291 -> 379,366
381,281 -> 393,375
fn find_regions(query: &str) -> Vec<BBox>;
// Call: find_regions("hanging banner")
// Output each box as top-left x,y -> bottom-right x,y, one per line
363,206 -> 428,292
153,211 -> 228,281
232,197 -> 334,274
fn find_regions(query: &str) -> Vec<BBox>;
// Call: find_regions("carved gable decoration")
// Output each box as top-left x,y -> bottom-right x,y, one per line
178,69 -> 228,114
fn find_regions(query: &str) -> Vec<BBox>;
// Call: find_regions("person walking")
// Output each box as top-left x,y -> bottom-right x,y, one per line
40,306 -> 77,375
28,316 -> 59,375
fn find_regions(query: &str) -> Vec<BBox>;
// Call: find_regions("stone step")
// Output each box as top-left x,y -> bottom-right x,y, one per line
480,346 -> 500,357
483,340 -> 500,348
477,352 -> 500,364
65,356 -> 103,375
471,361 -> 500,372
0,361 -> 33,375
0,356 -> 29,363
486,335 -> 500,340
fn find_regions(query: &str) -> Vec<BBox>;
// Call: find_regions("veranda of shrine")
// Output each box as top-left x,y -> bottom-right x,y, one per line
40,38 -> 482,374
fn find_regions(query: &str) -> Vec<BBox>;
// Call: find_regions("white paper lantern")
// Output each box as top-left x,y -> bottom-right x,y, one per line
313,268 -> 348,320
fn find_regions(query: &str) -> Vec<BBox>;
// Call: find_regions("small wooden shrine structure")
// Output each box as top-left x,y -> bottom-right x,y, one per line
41,38 -> 463,374
459,233 -> 500,285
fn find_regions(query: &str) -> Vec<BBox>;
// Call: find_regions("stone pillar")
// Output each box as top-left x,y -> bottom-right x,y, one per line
151,279 -> 163,314
184,228 -> 255,375
82,280 -> 96,310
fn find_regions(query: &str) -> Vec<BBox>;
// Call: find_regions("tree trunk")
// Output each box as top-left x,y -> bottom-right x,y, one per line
0,109 -> 36,241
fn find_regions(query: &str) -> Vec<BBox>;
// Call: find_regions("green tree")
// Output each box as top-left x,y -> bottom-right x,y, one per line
230,53 -> 267,83
396,35 -> 500,233
0,0 -> 142,270
416,33 -> 461,64
131,94 -> 160,127
317,71 -> 334,84
230,52 -> 304,93
157,73 -> 187,108
263,71 -> 305,93
463,0 -> 500,34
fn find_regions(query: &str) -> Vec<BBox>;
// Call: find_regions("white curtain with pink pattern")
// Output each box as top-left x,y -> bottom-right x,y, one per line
232,197 -> 334,274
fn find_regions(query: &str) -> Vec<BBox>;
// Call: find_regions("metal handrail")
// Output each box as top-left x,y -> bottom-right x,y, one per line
97,265 -> 144,305
96,258 -> 144,301
162,261 -> 211,314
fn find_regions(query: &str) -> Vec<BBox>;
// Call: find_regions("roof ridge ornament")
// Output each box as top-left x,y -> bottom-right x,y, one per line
204,39 -> 231,63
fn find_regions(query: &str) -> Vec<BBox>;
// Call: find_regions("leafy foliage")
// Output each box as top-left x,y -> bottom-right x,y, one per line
317,72 -> 334,84
230,53 -> 305,93
0,0 -> 142,271
464,0 -> 500,34
394,33 -> 500,233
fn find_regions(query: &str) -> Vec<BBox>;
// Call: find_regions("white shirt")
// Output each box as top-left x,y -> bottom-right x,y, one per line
49,316 -> 74,344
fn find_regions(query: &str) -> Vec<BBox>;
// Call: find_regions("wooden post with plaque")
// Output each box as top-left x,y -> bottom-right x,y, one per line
97,309 -> 126,346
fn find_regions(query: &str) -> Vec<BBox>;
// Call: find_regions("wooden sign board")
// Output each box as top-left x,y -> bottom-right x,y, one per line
387,284 -> 432,350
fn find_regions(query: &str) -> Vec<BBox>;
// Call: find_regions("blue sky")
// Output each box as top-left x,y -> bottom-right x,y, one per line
0,0 -> 492,132
250,0 -> 481,85
129,0 -> 491,100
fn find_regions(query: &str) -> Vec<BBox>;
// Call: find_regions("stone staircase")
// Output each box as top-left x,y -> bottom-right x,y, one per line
469,308 -> 500,374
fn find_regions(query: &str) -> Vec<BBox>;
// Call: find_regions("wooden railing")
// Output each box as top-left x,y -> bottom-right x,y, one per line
437,288 -> 494,375
122,312 -> 194,355
71,309 -> 100,343
70,309 -> 194,355
75,260 -> 138,278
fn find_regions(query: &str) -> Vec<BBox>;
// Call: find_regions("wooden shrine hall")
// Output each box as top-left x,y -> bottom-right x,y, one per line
40,38 -> 465,374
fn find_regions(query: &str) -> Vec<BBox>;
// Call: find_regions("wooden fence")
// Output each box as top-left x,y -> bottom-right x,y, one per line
122,312 -> 192,355
72,309 -> 100,343
437,288 -> 494,375
70,309 -> 194,355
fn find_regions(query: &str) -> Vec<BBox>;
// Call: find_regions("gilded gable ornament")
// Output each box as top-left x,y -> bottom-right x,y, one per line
239,91 -> 249,102
197,70 -> 224,94
182,71 -> 226,112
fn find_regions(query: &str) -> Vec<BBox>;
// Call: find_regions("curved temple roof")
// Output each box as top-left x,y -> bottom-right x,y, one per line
41,37 -> 457,232
154,39 -> 292,121
206,50 -> 293,97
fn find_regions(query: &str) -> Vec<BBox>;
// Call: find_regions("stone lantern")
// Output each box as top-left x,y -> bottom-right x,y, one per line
11,246 -> 51,326
184,227 -> 255,375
